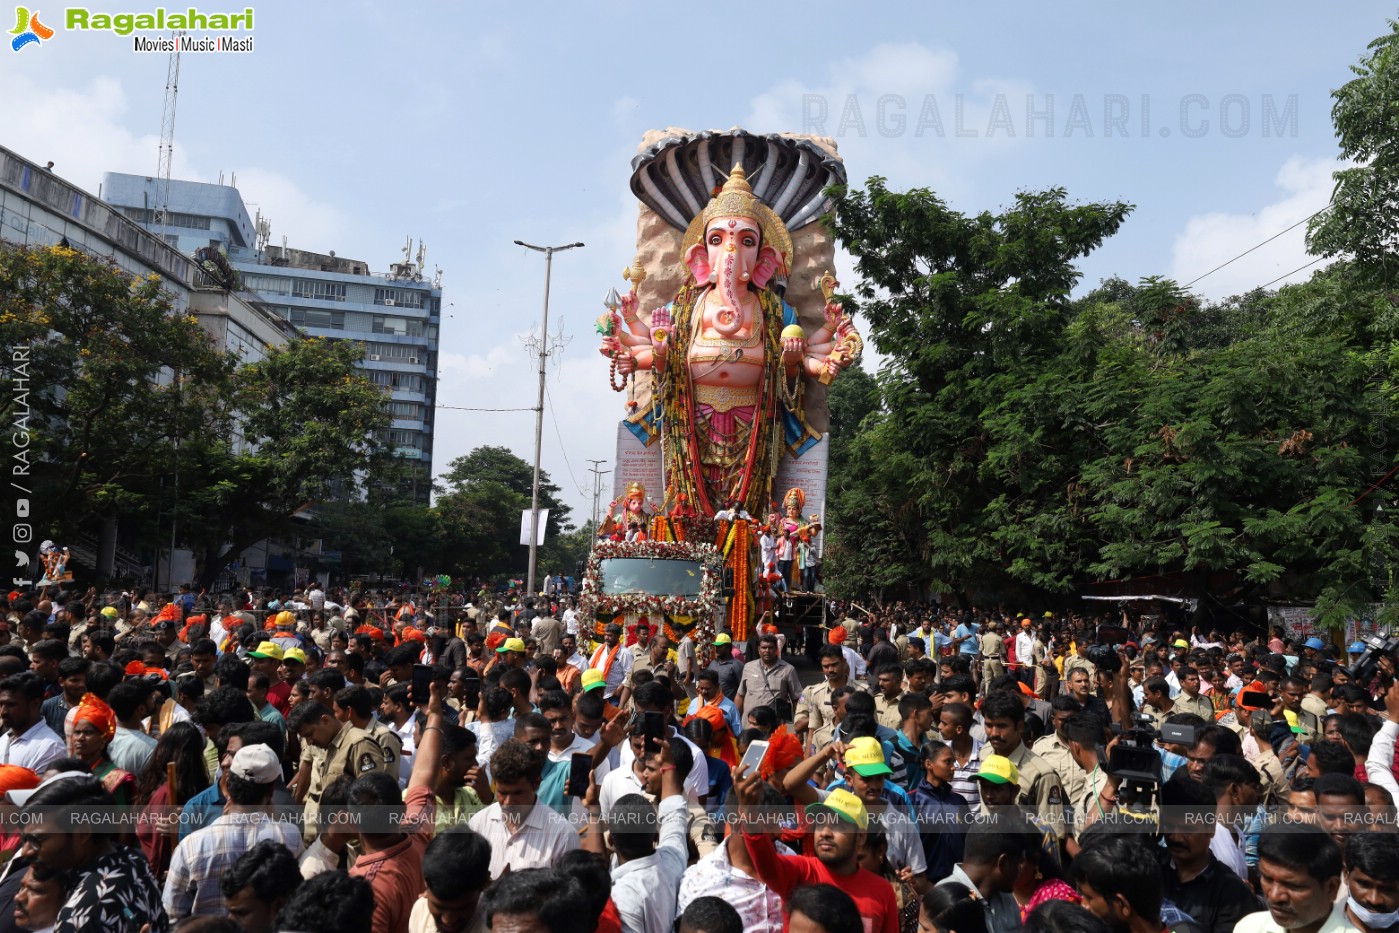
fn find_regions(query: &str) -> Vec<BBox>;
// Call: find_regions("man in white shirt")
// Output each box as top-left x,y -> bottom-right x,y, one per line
609,738 -> 689,933
618,683 -> 707,805
561,600 -> 579,637
589,623 -> 634,705
468,738 -> 579,879
0,672 -> 64,772
1234,823 -> 1352,933
1015,620 -> 1036,687
559,633 -> 588,675
599,733 -> 660,818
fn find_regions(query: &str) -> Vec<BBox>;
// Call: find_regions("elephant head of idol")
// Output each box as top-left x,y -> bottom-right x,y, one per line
681,164 -> 793,336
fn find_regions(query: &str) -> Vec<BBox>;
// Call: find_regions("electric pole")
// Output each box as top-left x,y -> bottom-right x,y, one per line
514,239 -> 584,596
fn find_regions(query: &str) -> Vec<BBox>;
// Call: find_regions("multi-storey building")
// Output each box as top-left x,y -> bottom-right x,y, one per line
101,172 -> 441,503
0,145 -> 293,581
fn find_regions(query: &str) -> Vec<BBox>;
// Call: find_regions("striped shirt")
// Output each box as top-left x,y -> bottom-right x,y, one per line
949,739 -> 983,810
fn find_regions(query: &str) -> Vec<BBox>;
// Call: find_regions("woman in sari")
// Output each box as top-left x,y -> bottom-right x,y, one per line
64,694 -> 135,805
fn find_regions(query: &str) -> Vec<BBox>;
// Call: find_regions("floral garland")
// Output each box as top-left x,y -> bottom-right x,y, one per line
578,539 -> 724,624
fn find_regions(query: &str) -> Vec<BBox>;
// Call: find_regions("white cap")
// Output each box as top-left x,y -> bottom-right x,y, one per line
229,744 -> 281,784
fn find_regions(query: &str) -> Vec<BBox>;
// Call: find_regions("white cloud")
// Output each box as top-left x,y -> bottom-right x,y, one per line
2,69 -> 356,267
1170,155 -> 1339,300
744,43 -> 1035,201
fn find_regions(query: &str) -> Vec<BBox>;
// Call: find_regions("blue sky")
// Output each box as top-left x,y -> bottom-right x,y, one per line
4,2 -> 1392,521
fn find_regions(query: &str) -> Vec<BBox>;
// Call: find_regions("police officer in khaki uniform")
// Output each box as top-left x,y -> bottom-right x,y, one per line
1249,710 -> 1290,805
1031,696 -> 1088,809
795,645 -> 869,753
290,701 -> 391,841
979,690 -> 1066,839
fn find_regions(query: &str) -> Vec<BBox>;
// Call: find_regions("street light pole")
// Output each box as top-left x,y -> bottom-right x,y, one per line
515,239 -> 584,596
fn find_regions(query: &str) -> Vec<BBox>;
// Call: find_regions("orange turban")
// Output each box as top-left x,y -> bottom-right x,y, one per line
828,627 -> 847,644
73,694 -> 116,742
761,724 -> 804,781
154,603 -> 182,624
0,765 -> 39,796
400,628 -> 426,644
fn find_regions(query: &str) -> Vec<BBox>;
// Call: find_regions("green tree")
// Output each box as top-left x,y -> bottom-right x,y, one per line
0,243 -> 233,560
433,446 -> 574,582
826,179 -> 1132,600
1307,18 -> 1399,288
180,337 -> 391,588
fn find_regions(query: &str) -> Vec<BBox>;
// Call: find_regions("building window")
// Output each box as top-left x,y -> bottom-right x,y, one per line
289,308 -> 344,329
243,274 -> 291,296
292,279 -> 347,302
373,287 -> 424,309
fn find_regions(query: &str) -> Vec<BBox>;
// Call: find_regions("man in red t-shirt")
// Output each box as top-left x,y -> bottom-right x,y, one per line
735,768 -> 898,933
350,678 -> 445,933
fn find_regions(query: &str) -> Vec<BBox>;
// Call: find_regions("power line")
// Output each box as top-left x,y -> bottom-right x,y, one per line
1183,206 -> 1329,289
436,404 -> 537,412
1258,255 -> 1327,291
545,385 -> 587,499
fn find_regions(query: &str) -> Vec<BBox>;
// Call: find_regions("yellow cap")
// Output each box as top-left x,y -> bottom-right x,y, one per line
248,641 -> 284,661
100,606 -> 119,619
1283,709 -> 1306,734
844,736 -> 892,777
805,787 -> 869,830
713,633 -> 732,646
1172,639 -> 1189,650
581,669 -> 607,692
496,637 -> 527,654
282,648 -> 306,666
275,610 -> 296,628
975,754 -> 1020,786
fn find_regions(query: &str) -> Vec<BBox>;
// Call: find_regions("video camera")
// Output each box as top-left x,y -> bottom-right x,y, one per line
1344,633 -> 1399,688
1105,713 -> 1198,817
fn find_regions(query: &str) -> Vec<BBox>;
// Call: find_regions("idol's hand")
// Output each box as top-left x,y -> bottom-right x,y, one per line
782,335 -> 807,369
598,335 -> 622,358
824,300 -> 846,329
650,305 -> 672,332
615,352 -> 636,375
619,292 -> 640,321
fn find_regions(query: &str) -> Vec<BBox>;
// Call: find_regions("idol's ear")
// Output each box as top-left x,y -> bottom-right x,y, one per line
751,246 -> 781,288
684,242 -> 712,284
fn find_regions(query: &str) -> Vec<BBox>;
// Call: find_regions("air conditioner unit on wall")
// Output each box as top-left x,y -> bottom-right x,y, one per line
369,354 -> 381,361
408,356 -> 419,364
384,299 -> 396,306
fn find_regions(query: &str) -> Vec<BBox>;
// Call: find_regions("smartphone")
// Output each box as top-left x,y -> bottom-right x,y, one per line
567,752 -> 592,797
641,711 -> 666,754
1239,690 -> 1271,708
410,664 -> 433,706
739,739 -> 770,777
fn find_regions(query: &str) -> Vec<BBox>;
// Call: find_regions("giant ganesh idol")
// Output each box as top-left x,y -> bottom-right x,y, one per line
598,130 -> 862,526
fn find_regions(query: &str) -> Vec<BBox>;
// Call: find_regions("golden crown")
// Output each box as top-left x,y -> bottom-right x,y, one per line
625,481 -> 645,498
681,164 -> 793,277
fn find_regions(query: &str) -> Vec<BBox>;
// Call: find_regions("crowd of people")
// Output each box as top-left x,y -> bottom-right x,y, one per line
0,585 -> 1397,933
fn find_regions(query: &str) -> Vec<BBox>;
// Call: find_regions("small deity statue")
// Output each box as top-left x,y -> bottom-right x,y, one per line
38,540 -> 72,585
600,482 -> 655,542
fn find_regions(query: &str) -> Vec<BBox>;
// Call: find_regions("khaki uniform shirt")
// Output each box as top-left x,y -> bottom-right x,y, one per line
981,632 -> 1005,660
797,679 -> 869,752
874,692 -> 906,732
1032,731 -> 1087,812
1173,692 -> 1215,723
367,720 -> 403,772
1255,747 -> 1288,805
982,741 -> 1066,838
1300,695 -> 1329,743
316,723 -> 390,798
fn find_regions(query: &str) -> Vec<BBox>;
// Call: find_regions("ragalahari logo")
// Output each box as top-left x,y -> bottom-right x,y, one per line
10,6 -> 53,51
